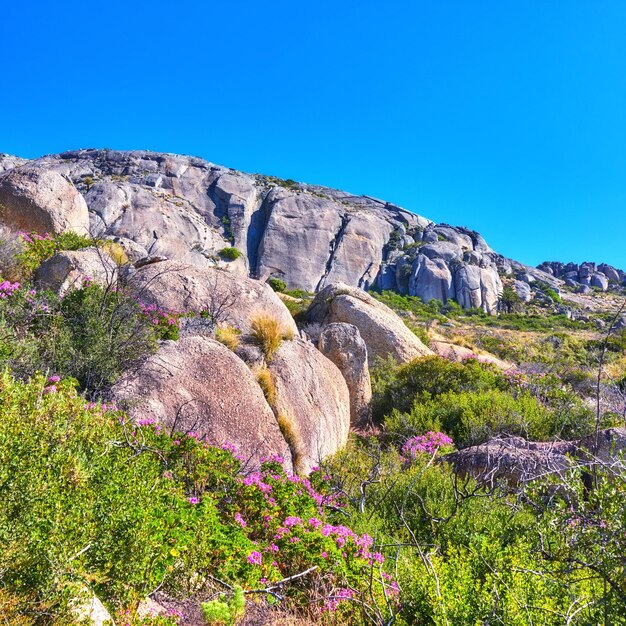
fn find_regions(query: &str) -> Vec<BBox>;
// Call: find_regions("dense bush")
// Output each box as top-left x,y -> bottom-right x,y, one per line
268,277 -> 287,292
372,355 -> 507,420
0,282 -> 178,396
218,247 -> 242,261
0,375 -> 395,624
321,436 -> 621,625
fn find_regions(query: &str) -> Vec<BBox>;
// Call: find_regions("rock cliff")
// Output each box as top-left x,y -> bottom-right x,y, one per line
0,149 -> 525,313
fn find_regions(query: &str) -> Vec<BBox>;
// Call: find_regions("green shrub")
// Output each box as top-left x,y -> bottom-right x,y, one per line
14,231 -> 97,280
372,355 -> 507,420
267,277 -> 286,293
385,388 -> 557,447
0,283 -> 177,396
218,247 -> 242,261
202,585 -> 245,625
0,374 -> 394,623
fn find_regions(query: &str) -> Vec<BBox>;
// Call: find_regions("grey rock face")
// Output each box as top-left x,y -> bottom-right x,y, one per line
269,337 -> 351,475
307,283 -> 433,365
0,164 -> 90,235
35,247 -> 118,296
540,260 -> 625,292
0,154 -> 28,173
591,272 -> 609,291
318,323 -> 372,429
111,336 -> 292,471
513,280 -> 532,302
6,148 -> 612,313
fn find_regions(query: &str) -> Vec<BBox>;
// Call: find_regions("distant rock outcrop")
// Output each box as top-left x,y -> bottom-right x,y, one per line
539,260 -> 625,293
0,149 -> 521,313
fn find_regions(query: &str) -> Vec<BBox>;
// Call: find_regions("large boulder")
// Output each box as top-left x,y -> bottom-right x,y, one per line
318,323 -> 372,429
0,165 -> 90,235
111,336 -> 292,470
306,283 -> 433,365
408,255 -> 454,303
128,260 -> 297,335
35,247 -> 118,296
443,437 -> 575,486
454,263 -> 502,314
269,337 -> 351,475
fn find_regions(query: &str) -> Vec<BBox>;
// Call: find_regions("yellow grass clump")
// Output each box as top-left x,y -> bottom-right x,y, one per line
215,325 -> 241,351
250,313 -> 293,361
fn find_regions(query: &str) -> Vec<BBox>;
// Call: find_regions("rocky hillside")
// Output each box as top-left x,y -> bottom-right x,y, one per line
1,148 -> 602,316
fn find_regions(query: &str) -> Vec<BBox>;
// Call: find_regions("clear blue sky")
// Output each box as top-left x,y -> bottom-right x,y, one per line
1,1 -> 625,268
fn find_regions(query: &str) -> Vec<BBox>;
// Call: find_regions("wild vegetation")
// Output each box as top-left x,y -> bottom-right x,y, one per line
0,231 -> 624,625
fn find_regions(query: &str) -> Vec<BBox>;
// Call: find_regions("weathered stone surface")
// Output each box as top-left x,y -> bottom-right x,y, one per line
591,272 -> 609,291
86,182 -> 228,267
0,165 -> 89,235
269,337 -> 351,474
454,263 -> 502,314
579,427 -> 626,465
307,283 -> 433,365
0,154 -> 28,173
111,336 -> 292,470
513,280 -> 532,302
430,341 -> 512,370
408,255 -> 454,303
71,589 -> 113,626
128,260 -> 297,335
443,437 -> 575,486
35,247 -> 118,296
318,323 -> 372,428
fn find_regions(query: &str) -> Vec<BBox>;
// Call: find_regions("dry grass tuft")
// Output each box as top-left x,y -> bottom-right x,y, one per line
276,411 -> 305,475
215,325 -> 241,351
100,240 -> 129,266
250,313 -> 293,361
255,366 -> 276,408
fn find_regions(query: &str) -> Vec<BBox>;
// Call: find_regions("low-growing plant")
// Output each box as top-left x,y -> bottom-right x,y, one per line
215,325 -> 241,351
268,277 -> 287,293
250,313 -> 294,361
255,366 -> 277,407
218,247 -> 242,261
201,585 -> 245,625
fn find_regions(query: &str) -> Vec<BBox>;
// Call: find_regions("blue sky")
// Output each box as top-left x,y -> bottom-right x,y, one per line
1,1 -> 625,268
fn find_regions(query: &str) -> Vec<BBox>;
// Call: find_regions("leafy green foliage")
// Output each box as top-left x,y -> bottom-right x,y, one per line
268,277 -> 287,293
13,232 -> 97,280
0,375 -> 393,623
0,283 -> 177,396
218,247 -> 242,261
202,586 -> 245,625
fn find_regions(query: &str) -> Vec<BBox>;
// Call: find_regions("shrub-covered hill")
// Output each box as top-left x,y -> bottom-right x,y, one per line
0,151 -> 625,624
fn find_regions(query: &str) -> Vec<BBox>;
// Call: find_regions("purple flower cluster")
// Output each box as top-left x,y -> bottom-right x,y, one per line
0,280 -> 20,299
402,432 -> 453,459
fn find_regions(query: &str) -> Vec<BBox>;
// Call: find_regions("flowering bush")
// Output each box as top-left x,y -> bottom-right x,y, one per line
0,374 -> 395,623
402,431 -> 454,460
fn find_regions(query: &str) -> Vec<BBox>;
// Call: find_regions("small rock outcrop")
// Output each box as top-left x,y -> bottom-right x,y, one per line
35,247 -> 118,296
268,337 -> 351,475
443,437 -> 576,486
0,165 -> 90,235
307,283 -> 433,365
539,260 -> 625,292
318,323 -> 372,428
128,260 -> 297,336
430,340 -> 512,370
111,336 -> 292,470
